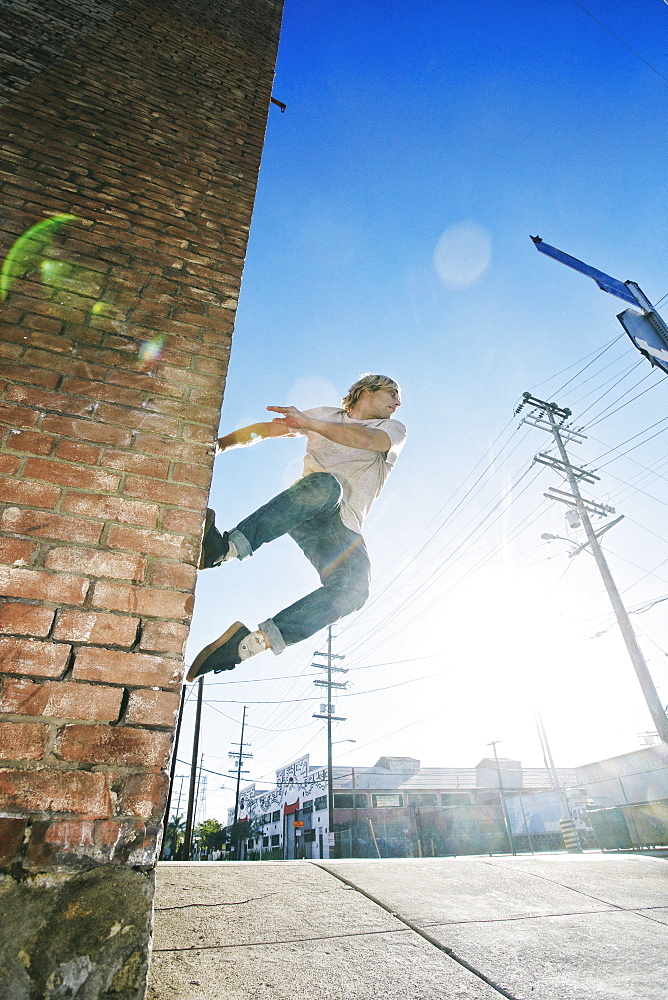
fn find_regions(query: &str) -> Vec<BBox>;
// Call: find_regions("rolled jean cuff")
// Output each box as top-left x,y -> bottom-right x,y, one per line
229,528 -> 252,561
259,617 -> 285,655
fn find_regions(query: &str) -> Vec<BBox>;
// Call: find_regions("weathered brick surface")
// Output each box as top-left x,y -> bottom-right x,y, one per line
0,677 -> 123,721
0,637 -> 71,678
54,725 -> 172,769
0,0 -> 283,900
125,689 -> 181,728
0,721 -> 49,760
0,603 -> 54,637
72,646 -> 182,689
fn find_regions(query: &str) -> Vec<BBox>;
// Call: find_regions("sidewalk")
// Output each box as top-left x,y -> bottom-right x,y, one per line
148,853 -> 668,1000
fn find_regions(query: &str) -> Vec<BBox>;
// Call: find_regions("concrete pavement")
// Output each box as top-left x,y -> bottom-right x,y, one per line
148,853 -> 668,999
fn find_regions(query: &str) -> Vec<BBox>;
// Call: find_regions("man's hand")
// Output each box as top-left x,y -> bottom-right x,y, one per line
265,405 -> 312,431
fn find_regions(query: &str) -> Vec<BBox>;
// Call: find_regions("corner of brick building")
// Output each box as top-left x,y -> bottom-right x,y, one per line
0,0 -> 283,995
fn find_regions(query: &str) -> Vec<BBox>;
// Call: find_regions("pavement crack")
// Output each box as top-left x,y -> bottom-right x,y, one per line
480,859 -> 644,912
152,926 -> 412,952
313,862 -> 522,1000
155,892 -> 279,911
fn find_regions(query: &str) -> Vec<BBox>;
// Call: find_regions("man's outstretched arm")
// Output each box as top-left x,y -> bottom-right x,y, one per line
266,406 -> 392,453
216,421 -> 301,454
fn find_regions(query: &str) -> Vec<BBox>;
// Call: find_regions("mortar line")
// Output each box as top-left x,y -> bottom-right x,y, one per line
313,862 -> 522,1000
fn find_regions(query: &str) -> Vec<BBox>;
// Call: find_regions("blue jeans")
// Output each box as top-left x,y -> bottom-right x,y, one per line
227,473 -> 370,653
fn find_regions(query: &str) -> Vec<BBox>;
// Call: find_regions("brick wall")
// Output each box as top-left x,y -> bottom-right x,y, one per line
0,0 -> 283,994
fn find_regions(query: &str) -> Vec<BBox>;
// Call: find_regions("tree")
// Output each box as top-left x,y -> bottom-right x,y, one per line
165,814 -> 185,858
195,818 -> 225,853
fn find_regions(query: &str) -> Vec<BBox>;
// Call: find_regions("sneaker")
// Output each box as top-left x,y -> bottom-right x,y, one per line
239,630 -> 269,661
186,622 -> 250,681
199,508 -> 236,569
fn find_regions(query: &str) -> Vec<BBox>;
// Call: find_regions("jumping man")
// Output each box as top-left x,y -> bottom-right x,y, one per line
186,373 -> 406,681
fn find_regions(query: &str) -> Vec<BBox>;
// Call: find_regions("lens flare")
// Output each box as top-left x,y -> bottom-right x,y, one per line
0,214 -> 79,300
138,335 -> 165,367
433,221 -> 491,289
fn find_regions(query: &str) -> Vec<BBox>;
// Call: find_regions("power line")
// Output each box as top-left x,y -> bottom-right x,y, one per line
569,0 -> 668,86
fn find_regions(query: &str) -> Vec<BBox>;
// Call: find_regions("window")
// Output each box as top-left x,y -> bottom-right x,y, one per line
271,834 -> 280,846
333,794 -> 354,809
303,829 -> 316,842
302,800 -> 313,814
262,836 -> 269,847
272,810 -> 280,823
441,793 -> 472,807
314,795 -> 327,811
355,793 -> 368,808
411,793 -> 437,807
262,813 -> 272,825
372,793 -> 403,808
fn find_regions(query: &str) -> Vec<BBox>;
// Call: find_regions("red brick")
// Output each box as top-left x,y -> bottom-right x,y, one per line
0,637 -> 71,678
54,439 -> 102,465
172,462 -> 211,487
124,476 -> 207,509
0,537 -> 35,566
94,402 -> 180,437
161,507 -> 203,536
0,480 -> 61,509
120,772 -> 168,821
54,725 -> 172,768
1,508 -> 103,544
60,377 -> 145,409
0,678 -> 122,721
40,414 -> 133,447
0,818 -> 27,865
148,561 -> 197,590
182,422 -> 216,445
23,458 -> 120,492
125,689 -> 180,728
0,603 -> 54,637
5,385 -> 97,419
0,453 -> 20,475
0,360 -> 60,390
45,546 -> 146,582
0,566 -> 89,604
91,580 -> 194,621
53,609 -> 138,646
0,721 -> 49,760
100,449 -> 170,478
43,819 -> 94,847
6,429 -> 55,455
72,646 -> 182,688
0,767 -> 110,816
133,433 -> 211,465
138,620 -> 188,655
106,523 -> 196,561
0,403 -> 39,429
60,492 -> 159,527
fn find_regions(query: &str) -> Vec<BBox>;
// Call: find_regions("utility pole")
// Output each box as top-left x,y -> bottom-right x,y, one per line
160,684 -> 186,860
229,706 -> 252,860
182,676 -> 204,861
520,392 -> 668,743
487,741 -> 516,855
312,626 -> 347,858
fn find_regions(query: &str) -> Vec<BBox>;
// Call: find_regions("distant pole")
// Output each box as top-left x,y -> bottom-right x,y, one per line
231,706 -> 250,861
312,626 -> 347,859
182,676 -> 204,861
488,741 -> 516,855
160,684 -> 186,860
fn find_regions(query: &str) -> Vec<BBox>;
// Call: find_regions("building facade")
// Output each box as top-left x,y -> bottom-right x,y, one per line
226,753 -> 581,860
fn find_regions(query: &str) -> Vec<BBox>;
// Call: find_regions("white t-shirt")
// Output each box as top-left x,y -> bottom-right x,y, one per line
302,406 -> 407,533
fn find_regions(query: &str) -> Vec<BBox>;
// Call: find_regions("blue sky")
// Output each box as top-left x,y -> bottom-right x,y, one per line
178,1 -> 668,821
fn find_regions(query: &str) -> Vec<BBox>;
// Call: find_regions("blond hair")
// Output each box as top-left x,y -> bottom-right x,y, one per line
341,374 -> 399,413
